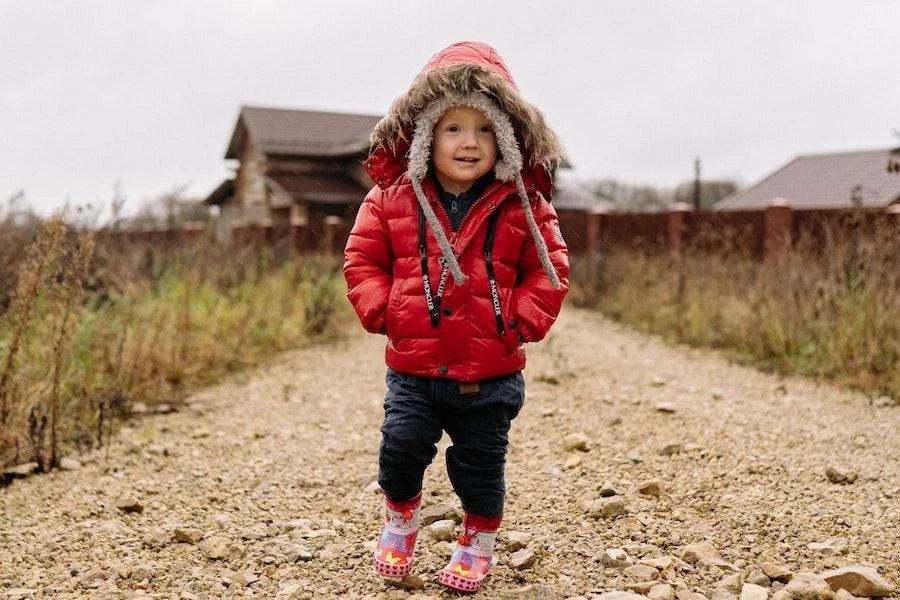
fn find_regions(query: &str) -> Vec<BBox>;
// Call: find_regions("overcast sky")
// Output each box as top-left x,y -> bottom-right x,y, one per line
3,1 -> 899,217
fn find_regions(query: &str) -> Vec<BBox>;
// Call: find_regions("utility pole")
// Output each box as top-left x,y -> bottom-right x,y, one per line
693,158 -> 701,210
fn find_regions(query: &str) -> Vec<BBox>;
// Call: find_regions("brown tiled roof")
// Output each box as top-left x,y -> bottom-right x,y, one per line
266,171 -> 365,205
226,106 -> 382,159
715,148 -> 900,211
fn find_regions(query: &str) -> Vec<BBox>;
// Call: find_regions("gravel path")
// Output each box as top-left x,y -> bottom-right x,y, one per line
2,306 -> 898,599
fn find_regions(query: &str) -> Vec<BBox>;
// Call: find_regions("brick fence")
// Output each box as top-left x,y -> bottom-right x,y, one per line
558,202 -> 900,260
101,202 -> 900,261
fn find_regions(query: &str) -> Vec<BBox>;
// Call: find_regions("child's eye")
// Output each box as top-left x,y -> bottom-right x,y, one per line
480,125 -> 494,134
447,125 -> 460,132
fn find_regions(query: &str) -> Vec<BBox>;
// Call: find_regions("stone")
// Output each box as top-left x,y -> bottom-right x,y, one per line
199,535 -> 244,561
680,541 -> 724,565
739,583 -> 768,600
660,443 -> 683,456
586,496 -> 627,519
719,573 -> 742,594
711,589 -> 739,600
59,457 -> 82,470
499,585 -> 563,599
648,584 -> 676,600
624,563 -> 659,580
563,432 -> 591,452
420,502 -> 460,525
596,593 -> 646,600
504,530 -> 532,551
386,575 -> 425,591
602,548 -> 633,568
761,562 -> 792,583
746,570 -> 771,587
509,548 -> 538,570
599,481 -> 620,497
820,566 -> 896,597
115,497 -> 144,514
825,466 -> 858,485
638,479 -> 667,497
806,537 -> 849,556
656,402 -> 677,413
425,519 -> 456,542
783,572 -> 833,599
173,528 -> 204,544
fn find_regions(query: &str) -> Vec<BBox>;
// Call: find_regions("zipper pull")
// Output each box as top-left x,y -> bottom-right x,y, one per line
451,200 -> 458,213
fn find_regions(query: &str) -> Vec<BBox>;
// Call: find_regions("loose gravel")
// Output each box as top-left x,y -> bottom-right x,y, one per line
1,306 -> 898,599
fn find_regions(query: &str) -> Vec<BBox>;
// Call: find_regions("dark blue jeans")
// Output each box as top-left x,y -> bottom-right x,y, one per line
379,368 -> 525,518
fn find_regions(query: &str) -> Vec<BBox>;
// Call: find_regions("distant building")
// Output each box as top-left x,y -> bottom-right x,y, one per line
206,106 -> 382,244
714,148 -> 900,211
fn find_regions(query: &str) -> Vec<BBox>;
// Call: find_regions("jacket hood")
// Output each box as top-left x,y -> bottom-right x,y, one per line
363,42 -> 563,289
370,41 -> 563,173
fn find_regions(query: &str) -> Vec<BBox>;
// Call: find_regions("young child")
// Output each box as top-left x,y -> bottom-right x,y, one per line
343,41 -> 569,593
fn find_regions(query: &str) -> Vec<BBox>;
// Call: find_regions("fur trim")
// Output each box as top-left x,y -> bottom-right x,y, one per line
407,92 -> 522,183
371,63 -> 562,170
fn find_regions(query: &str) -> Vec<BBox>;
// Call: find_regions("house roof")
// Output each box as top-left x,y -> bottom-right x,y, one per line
225,106 -> 383,159
552,182 -> 615,212
714,148 -> 900,211
266,171 -> 365,205
204,178 -> 235,206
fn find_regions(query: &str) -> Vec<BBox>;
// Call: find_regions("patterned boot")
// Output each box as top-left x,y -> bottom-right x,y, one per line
373,493 -> 421,578
439,513 -> 502,593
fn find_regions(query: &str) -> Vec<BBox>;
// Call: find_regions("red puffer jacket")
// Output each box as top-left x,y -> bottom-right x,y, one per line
343,41 -> 569,382
344,173 -> 568,382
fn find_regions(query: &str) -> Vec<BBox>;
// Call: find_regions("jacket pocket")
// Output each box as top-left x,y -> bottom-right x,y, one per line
384,277 -> 407,340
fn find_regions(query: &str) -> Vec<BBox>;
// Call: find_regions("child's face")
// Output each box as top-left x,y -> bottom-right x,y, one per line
431,105 -> 498,195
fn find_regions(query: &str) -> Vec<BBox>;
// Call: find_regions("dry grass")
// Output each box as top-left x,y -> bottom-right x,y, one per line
0,220 -> 348,471
570,215 -> 900,399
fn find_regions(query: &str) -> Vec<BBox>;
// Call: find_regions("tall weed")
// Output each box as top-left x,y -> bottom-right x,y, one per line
571,216 -> 900,399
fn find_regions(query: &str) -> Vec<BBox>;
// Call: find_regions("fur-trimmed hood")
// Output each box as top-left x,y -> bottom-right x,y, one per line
370,41 -> 563,172
362,41 -> 564,289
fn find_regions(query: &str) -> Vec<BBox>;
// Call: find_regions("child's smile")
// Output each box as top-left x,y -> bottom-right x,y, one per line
432,105 -> 498,195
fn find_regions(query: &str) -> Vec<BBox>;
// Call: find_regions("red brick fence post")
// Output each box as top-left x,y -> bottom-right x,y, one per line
764,198 -> 793,260
668,202 -> 694,256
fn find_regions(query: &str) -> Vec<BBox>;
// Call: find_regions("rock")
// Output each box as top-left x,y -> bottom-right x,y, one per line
641,557 -> 673,570
363,480 -> 381,493
420,502 -> 460,525
719,573 -> 742,594
711,388 -> 724,400
638,479 -> 667,497
142,528 -> 170,549
761,562 -> 793,583
173,528 -> 204,544
651,376 -> 667,387
656,402 -> 677,413
115,497 -> 144,514
746,570 -> 771,587
680,541 -> 723,565
504,530 -> 532,551
596,593 -> 646,600
711,588 -> 739,600
199,535 -> 244,561
624,563 -> 659,580
425,519 -> 456,542
599,481 -> 620,497
59,457 -> 82,470
386,575 -> 425,591
820,566 -> 896,597
783,572 -> 833,599
509,548 -> 537,570
602,548 -> 633,568
660,443 -> 683,456
586,496 -> 627,519
825,466 -> 858,484
626,450 -> 644,463
284,544 -> 313,562
739,583 -> 768,600
499,584 -> 563,599
806,537 -> 848,555
563,432 -> 591,452
648,584 -> 676,600
130,566 -> 152,581
231,571 -> 259,587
